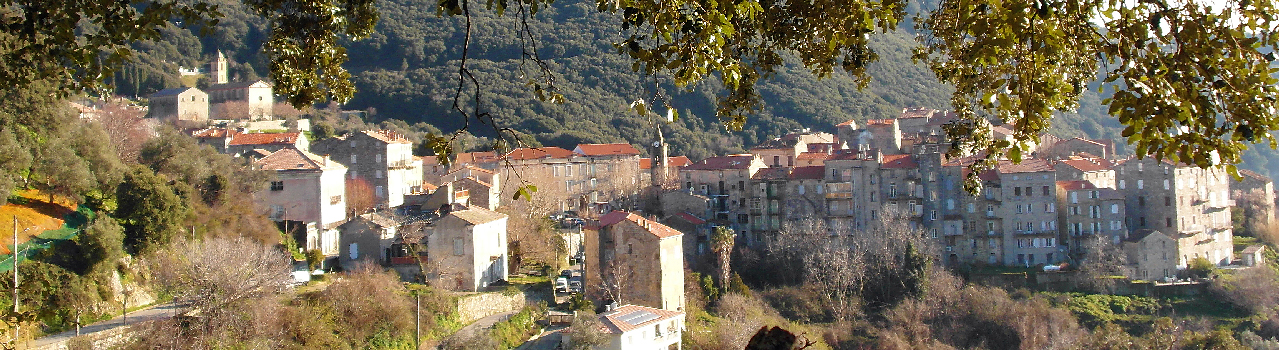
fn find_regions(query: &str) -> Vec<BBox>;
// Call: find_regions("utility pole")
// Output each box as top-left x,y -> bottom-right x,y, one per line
12,215 -> 17,346
415,291 -> 420,349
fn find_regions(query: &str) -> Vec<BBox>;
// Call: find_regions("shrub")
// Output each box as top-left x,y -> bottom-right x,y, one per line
1188,257 -> 1216,278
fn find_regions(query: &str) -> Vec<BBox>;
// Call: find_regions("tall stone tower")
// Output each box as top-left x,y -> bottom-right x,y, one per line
650,126 -> 668,189
209,51 -> 228,84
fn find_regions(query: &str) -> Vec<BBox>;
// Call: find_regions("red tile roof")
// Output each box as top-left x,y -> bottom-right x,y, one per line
230,132 -> 301,146
1056,180 -> 1096,191
454,152 -> 499,164
881,154 -> 918,169
1240,168 -> 1272,182
789,166 -> 826,180
672,212 -> 706,225
599,211 -> 683,239
751,167 -> 790,180
255,148 -> 343,171
797,152 -> 831,161
998,159 -> 1054,173
575,143 -> 640,156
363,130 -> 411,144
836,119 -> 858,127
504,147 -> 574,161
1058,158 -> 1112,172
866,119 -> 896,126
640,156 -> 693,170
683,155 -> 756,170
192,128 -> 238,138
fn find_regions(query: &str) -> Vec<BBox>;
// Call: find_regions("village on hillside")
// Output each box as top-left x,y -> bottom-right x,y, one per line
121,67 -> 1278,347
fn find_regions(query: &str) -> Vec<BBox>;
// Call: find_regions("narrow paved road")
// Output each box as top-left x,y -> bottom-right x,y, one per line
434,310 -> 520,349
27,303 -> 179,348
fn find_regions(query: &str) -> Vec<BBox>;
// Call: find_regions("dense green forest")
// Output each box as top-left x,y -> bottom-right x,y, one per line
123,0 -> 1279,177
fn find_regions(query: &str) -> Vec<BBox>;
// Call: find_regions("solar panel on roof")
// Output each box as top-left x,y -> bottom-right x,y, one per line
617,310 -> 660,325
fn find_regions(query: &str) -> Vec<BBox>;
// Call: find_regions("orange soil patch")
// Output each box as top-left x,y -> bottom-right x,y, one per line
0,190 -> 74,255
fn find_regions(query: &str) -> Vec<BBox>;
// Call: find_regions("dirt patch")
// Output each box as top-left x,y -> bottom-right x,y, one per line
0,190 -> 75,254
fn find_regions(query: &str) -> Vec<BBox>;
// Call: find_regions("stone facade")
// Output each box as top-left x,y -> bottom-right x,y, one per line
680,155 -> 765,243
1117,158 -> 1234,266
1057,181 -> 1127,259
426,206 -> 509,292
998,160 -> 1064,266
207,80 -> 273,120
586,211 -> 685,311
311,130 -> 424,209
148,87 -> 208,122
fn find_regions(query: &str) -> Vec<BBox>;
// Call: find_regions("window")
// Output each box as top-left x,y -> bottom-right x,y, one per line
1164,196 -> 1171,206
375,154 -> 383,163
1119,180 -> 1126,189
330,195 -> 342,205
1015,187 -> 1022,196
627,244 -> 633,254
798,185 -> 806,195
1070,192 -> 1078,203
351,154 -> 357,163
1137,180 -> 1144,189
375,186 -> 384,197
349,243 -> 359,260
566,164 -> 573,176
930,210 -> 937,220
270,205 -> 284,218
1111,204 -> 1119,214
453,238 -> 464,255
375,170 -> 383,179
773,155 -> 780,166
1166,217 -> 1173,227
1042,186 -> 1049,196
270,181 -> 284,191
1139,196 -> 1146,206
1163,179 -> 1170,190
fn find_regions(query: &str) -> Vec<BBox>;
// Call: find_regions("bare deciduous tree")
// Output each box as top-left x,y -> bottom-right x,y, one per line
1076,237 -> 1128,294
346,176 -> 376,215
149,237 -> 291,322
93,103 -> 150,162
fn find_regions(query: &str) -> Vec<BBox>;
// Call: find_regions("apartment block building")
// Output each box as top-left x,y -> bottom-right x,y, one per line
1117,157 -> 1234,266
311,130 -> 424,209
681,155 -> 766,243
1057,180 -> 1127,259
997,159 -> 1064,266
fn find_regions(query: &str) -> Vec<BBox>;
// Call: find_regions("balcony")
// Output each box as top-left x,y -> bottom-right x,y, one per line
826,192 -> 854,199
985,211 -> 995,218
388,160 -> 417,170
987,230 -> 998,236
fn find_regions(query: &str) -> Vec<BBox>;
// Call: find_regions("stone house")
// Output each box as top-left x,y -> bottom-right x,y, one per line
226,131 -> 307,157
338,212 -> 399,270
586,211 -> 685,311
207,80 -> 273,120
311,130 -> 425,209
1123,229 -> 1178,281
254,148 -> 347,256
1040,137 -> 1114,160
426,206 -> 509,291
189,127 -> 239,153
148,87 -> 208,122
1116,157 -> 1234,266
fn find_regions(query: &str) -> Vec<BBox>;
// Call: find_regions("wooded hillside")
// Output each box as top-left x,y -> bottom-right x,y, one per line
126,0 -> 1279,178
